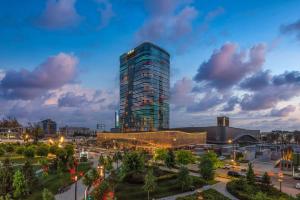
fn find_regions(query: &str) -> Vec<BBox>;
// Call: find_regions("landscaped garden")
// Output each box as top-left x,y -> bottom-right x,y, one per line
176,189 -> 230,200
0,140 -> 91,200
86,148 -> 224,200
226,163 -> 298,200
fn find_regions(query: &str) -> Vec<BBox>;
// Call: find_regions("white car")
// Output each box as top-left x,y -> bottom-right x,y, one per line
223,164 -> 231,169
296,183 -> 300,189
218,156 -> 226,160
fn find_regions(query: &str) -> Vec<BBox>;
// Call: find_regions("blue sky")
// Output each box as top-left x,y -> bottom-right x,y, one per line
0,0 -> 300,131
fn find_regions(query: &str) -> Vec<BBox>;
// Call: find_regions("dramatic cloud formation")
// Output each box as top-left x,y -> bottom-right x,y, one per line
186,92 -> 226,112
137,0 -> 198,42
38,0 -> 81,29
96,0 -> 114,29
0,53 -> 78,100
270,105 -> 296,117
58,92 -> 89,107
240,70 -> 271,91
194,43 -> 266,90
170,77 -> 195,110
240,71 -> 300,111
222,96 -> 240,112
280,18 -> 300,40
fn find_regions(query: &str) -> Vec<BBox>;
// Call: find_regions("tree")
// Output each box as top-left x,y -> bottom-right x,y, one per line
36,144 -> 49,157
22,161 -> 36,191
199,154 -> 215,180
253,192 -> 272,200
42,188 -> 55,200
246,162 -> 255,184
0,158 -> 14,196
39,159 -> 49,177
93,180 -> 109,200
98,154 -> 106,166
120,151 -> 145,181
175,150 -> 195,166
143,169 -> 156,200
177,166 -> 192,191
105,156 -> 113,174
64,144 -> 74,159
23,147 -> 35,159
165,149 -> 175,168
262,172 -> 271,187
0,148 -> 4,156
83,169 -> 99,200
205,152 -> 222,169
0,194 -> 12,200
113,151 -> 122,169
13,170 -> 28,199
16,146 -> 25,155
107,170 -> 119,192
153,148 -> 167,163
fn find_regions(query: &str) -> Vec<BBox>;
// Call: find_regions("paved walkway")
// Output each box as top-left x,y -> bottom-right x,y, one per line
55,156 -> 99,200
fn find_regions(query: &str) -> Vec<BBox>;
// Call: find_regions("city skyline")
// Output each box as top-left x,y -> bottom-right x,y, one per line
0,0 -> 300,131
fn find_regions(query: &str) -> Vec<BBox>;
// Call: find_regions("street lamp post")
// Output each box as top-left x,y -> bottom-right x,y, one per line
278,172 -> 283,192
75,176 -> 78,200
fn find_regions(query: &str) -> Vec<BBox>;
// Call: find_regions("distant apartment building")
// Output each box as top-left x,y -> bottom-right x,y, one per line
40,119 -> 57,135
119,42 -> 170,132
59,126 -> 94,137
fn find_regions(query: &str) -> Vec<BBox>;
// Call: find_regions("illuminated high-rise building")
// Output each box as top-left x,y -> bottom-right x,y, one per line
119,42 -> 170,132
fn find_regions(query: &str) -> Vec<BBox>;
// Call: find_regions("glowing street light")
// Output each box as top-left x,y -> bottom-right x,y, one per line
49,138 -> 54,145
74,175 -> 78,200
60,136 -> 64,143
278,172 -> 283,192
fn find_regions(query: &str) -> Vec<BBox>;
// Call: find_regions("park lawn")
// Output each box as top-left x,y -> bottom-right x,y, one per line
26,162 -> 91,200
176,189 -> 230,200
115,174 -> 207,200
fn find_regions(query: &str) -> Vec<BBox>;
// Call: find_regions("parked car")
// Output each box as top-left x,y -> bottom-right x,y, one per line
227,171 -> 241,177
223,164 -> 231,169
296,183 -> 300,189
218,156 -> 226,161
255,176 -> 263,182
240,168 -> 247,173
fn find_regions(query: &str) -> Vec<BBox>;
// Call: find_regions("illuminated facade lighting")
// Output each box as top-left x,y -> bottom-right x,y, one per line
119,42 -> 170,132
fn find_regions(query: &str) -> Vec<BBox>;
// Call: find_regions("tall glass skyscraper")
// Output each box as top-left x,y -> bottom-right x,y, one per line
119,42 -> 170,132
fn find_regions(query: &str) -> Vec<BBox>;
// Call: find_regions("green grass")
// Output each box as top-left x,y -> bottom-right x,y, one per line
115,173 -> 207,200
26,162 -> 91,200
177,189 -> 230,200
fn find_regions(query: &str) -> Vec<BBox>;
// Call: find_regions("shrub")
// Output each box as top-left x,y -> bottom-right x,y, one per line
36,145 -> 49,157
0,148 -> 5,156
16,146 -> 25,155
202,189 -> 230,200
23,147 -> 35,159
4,144 -> 14,153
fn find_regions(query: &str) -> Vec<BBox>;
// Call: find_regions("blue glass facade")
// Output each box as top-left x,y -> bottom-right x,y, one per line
119,42 -> 170,132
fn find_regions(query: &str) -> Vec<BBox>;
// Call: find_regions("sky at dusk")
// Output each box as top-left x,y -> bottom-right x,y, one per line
0,0 -> 300,131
